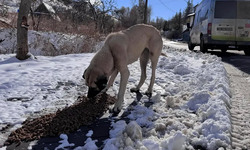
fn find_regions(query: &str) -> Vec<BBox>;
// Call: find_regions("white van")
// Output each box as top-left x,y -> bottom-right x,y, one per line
188,0 -> 250,55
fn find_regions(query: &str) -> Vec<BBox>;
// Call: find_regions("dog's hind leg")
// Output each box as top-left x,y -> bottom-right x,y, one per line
130,48 -> 149,93
146,52 -> 160,97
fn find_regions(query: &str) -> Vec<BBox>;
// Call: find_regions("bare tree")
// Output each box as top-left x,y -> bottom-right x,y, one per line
16,0 -> 32,60
114,6 -> 135,28
87,0 -> 116,33
129,6 -> 138,26
130,0 -> 137,6
156,17 -> 165,30
0,3 -> 9,17
137,0 -> 151,23
183,0 -> 193,24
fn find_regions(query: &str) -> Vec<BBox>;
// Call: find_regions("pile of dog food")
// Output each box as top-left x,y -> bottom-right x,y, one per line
4,93 -> 116,146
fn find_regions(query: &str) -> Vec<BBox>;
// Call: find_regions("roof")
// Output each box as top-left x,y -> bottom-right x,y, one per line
34,2 -> 61,21
187,13 -> 195,17
43,2 -> 55,14
34,2 -> 55,14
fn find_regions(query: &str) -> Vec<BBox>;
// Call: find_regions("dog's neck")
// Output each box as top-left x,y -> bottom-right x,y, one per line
91,47 -> 114,77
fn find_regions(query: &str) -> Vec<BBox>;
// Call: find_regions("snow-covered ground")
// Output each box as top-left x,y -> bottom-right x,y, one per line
0,0 -> 20,13
0,29 -> 232,150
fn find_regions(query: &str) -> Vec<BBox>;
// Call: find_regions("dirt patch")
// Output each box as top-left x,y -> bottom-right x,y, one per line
4,93 -> 116,146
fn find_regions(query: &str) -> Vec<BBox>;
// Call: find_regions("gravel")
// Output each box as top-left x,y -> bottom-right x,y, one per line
4,93 -> 116,146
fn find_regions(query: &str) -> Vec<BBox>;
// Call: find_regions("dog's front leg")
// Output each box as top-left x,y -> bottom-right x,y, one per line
102,70 -> 118,93
112,68 -> 130,113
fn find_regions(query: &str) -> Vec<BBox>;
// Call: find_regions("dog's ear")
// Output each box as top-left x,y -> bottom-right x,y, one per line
95,75 -> 108,91
82,69 -> 87,79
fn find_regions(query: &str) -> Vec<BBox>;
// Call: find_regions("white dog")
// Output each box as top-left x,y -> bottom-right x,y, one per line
83,24 -> 164,112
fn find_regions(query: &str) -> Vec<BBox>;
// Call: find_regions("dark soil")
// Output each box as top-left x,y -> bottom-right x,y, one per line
4,93 -> 116,146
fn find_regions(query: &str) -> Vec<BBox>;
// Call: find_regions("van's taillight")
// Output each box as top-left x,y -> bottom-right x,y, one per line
208,23 -> 212,35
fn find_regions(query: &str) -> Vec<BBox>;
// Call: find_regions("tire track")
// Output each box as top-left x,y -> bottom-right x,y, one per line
224,63 -> 250,150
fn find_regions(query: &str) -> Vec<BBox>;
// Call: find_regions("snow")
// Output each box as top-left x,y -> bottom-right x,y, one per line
42,2 -> 56,14
86,130 -> 94,137
0,29 -> 232,149
75,138 -> 98,150
55,134 -> 75,150
165,131 -> 186,150
75,130 -> 98,150
0,0 -> 72,13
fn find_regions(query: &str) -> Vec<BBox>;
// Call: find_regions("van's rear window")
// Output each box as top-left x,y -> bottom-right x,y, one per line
238,1 -> 250,19
214,1 -> 236,19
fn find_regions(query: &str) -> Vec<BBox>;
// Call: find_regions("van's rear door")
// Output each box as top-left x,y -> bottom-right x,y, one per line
236,0 -> 250,42
212,1 -> 237,41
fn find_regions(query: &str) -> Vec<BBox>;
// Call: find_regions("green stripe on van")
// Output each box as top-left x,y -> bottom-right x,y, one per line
236,37 -> 250,41
211,36 -> 235,41
212,36 -> 250,41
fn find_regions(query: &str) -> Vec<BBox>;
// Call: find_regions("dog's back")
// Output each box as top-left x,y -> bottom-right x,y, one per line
104,24 -> 163,64
124,24 -> 161,40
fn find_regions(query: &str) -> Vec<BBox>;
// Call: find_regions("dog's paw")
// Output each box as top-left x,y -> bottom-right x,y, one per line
101,88 -> 108,93
130,87 -> 139,93
110,101 -> 123,114
145,91 -> 152,98
109,107 -> 121,115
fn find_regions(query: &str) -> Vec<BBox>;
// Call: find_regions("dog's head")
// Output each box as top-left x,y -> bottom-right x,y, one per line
83,68 -> 108,99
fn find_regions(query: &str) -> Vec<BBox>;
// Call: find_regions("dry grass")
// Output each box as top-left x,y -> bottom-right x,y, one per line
0,12 -> 105,56
30,15 -> 103,55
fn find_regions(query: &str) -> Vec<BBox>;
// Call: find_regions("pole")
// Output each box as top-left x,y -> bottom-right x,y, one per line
143,0 -> 148,24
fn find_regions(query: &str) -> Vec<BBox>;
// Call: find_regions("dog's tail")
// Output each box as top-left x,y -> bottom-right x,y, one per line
161,53 -> 167,57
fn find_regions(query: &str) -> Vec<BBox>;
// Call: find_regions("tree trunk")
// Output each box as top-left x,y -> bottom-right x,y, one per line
16,0 -> 32,60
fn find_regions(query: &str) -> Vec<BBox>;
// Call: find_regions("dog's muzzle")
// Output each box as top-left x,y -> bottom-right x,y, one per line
87,87 -> 101,99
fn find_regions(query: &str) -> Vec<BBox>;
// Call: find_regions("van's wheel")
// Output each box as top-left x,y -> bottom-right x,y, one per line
200,36 -> 207,53
188,38 -> 195,50
244,49 -> 250,56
